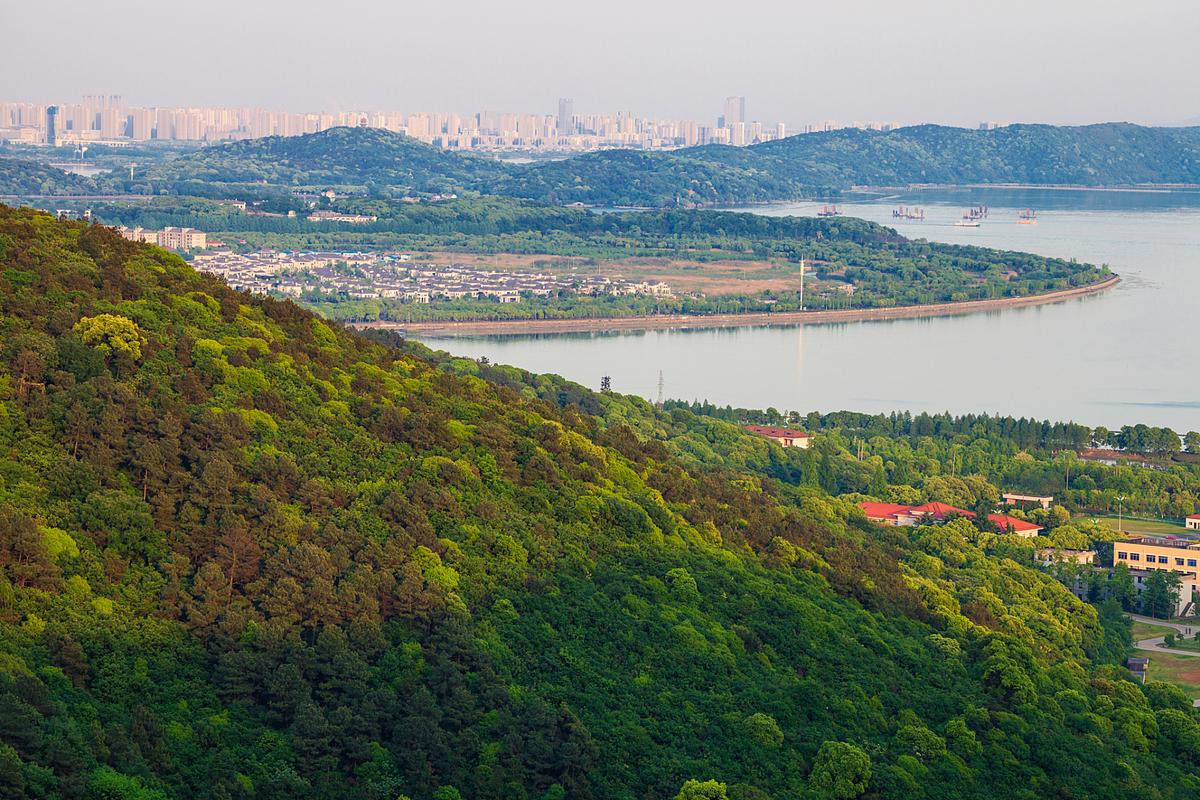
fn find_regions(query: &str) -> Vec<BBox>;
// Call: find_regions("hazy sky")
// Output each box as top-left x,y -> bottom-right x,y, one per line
5,0 -> 1198,127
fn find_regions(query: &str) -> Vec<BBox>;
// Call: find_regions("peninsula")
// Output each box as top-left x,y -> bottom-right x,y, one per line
352,274 -> 1121,336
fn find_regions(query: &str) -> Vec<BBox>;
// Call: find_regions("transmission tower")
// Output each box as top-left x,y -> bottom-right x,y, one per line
656,370 -> 664,408
600,375 -> 611,392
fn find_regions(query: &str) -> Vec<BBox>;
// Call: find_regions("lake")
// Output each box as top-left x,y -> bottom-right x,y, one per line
414,188 -> 1200,431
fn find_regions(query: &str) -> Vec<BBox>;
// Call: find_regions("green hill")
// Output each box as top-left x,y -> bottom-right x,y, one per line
498,123 -> 1200,207
481,149 -> 801,208
695,122 -> 1200,187
7,123 -> 1200,207
1,205 -> 1199,799
0,158 -> 99,196
127,126 -> 507,195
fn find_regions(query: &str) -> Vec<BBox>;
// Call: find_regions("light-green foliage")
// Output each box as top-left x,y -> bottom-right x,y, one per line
74,313 -> 144,361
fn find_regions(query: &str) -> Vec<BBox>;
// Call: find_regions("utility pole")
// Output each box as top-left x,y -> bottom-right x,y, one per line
799,259 -> 805,311
1118,495 -> 1126,534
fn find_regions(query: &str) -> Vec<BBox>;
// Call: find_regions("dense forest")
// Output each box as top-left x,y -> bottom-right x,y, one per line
5,123 -> 1200,208
3,206 -> 1200,799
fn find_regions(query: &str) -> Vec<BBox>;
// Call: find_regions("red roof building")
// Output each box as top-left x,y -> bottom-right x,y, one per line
859,501 -> 1043,538
743,425 -> 812,448
1187,514 -> 1200,532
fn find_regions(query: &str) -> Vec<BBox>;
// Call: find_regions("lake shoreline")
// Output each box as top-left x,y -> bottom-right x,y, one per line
350,274 -> 1121,337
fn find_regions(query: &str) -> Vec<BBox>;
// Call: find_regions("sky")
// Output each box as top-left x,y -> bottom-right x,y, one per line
4,0 -> 1199,128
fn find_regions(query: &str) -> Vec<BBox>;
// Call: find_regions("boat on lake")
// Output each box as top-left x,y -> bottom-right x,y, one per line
817,204 -> 842,217
1017,208 -> 1038,224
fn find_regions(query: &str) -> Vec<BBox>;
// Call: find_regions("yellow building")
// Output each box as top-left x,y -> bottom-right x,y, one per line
1114,535 -> 1200,615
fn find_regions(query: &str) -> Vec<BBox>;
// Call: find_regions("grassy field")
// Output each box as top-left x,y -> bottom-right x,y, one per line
1091,515 -> 1187,535
1132,621 -> 1176,640
1132,619 -> 1200,696
1145,651 -> 1200,697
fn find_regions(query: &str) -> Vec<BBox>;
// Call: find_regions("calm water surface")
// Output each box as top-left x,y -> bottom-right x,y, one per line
415,189 -> 1200,430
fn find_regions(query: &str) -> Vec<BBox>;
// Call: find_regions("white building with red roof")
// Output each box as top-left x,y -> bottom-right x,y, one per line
859,501 -> 1043,537
743,425 -> 812,448
1186,513 -> 1200,531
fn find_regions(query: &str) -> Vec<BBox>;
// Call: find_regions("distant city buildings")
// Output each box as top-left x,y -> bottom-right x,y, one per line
0,94 -> 939,153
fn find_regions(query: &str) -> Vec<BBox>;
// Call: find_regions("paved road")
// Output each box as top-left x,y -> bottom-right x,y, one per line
1128,615 -> 1200,706
1130,614 -> 1200,657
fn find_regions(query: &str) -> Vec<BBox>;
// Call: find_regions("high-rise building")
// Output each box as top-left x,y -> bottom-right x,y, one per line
724,96 -> 745,127
5,93 -> 786,151
557,97 -> 574,137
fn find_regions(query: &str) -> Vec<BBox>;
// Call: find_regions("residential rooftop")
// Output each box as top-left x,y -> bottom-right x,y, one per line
1121,534 -> 1200,549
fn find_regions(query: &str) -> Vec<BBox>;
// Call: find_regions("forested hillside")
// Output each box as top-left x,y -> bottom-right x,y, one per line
6,123 -> 1199,208
0,158 -> 98,196
3,206 -> 1200,800
120,127 -> 507,197
689,123 -> 1200,190
496,123 -> 1200,207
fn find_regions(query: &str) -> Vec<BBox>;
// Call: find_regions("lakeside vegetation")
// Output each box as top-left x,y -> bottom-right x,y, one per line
5,206 -> 1200,798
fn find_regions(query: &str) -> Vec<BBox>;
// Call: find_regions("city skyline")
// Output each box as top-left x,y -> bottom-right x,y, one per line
2,93 -> 902,152
2,1 -> 1197,128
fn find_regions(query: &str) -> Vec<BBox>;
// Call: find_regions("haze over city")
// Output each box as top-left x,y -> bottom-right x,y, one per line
4,0 -> 1199,127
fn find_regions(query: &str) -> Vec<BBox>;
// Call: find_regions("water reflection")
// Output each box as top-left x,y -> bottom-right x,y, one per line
417,190 -> 1200,429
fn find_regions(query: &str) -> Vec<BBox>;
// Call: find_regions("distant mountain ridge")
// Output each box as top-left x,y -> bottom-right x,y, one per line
4,122 -> 1200,207
136,126 -> 507,194
708,122 -> 1200,187
493,123 -> 1200,206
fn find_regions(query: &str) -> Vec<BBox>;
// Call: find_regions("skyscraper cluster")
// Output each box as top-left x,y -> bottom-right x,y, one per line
0,94 -> 919,153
